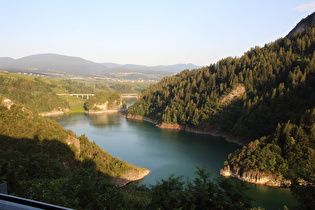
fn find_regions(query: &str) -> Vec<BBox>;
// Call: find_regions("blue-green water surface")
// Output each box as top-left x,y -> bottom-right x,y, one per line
49,112 -> 297,209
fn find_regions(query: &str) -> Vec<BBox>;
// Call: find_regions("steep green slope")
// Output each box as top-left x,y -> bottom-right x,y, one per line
126,28 -> 315,188
224,109 -> 315,180
0,96 -> 255,209
127,27 -> 315,143
0,94 -> 149,209
84,91 -> 123,112
0,72 -> 69,113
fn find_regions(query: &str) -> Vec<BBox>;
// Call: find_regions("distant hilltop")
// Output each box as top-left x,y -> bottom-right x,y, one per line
286,11 -> 315,38
0,53 -> 201,81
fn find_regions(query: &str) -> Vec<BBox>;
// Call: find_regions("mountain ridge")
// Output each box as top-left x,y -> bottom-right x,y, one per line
0,53 -> 201,80
286,11 -> 315,38
125,13 -> 315,192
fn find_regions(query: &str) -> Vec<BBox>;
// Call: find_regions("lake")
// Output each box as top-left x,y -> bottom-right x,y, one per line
49,110 -> 297,209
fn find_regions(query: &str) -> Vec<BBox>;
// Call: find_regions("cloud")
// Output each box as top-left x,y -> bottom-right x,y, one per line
295,1 -> 315,11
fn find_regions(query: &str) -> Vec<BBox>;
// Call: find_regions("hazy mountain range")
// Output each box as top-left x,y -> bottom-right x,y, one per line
1,11 -> 313,82
0,53 -> 201,81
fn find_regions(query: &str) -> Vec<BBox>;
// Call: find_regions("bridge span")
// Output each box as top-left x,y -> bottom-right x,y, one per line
56,93 -> 95,100
121,93 -> 139,98
57,93 -> 139,100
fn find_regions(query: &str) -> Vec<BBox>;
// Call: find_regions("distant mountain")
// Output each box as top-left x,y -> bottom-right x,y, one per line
286,11 -> 315,38
0,53 -> 106,75
0,53 -> 201,80
0,57 -> 15,65
101,63 -> 200,73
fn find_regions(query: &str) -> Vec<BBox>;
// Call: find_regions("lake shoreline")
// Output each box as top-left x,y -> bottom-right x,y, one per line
124,114 -> 297,188
112,169 -> 151,187
125,114 -> 245,146
52,112 -> 297,209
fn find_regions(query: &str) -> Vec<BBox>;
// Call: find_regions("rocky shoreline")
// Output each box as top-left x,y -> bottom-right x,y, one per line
125,114 -> 245,145
39,108 -> 69,116
124,114 -> 294,187
220,165 -> 291,187
111,169 -> 150,187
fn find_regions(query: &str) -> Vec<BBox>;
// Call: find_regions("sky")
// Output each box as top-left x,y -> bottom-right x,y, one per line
1,0 -> 314,66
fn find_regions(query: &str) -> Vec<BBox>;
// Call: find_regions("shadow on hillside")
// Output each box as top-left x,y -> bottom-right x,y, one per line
0,134 -> 128,209
209,69 -> 315,144
0,134 -> 108,192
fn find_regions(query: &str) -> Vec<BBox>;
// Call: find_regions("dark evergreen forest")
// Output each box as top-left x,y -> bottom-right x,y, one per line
1,17 -> 315,210
127,27 -> 315,208
0,89 -> 254,209
128,28 -> 315,143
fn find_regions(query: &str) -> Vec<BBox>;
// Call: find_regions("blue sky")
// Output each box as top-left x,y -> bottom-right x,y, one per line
1,0 -> 314,66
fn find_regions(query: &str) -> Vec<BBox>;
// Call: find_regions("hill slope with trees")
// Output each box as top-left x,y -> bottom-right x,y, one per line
0,94 -> 151,209
0,72 -> 69,113
126,25 -> 315,190
0,94 -> 257,209
84,91 -> 124,112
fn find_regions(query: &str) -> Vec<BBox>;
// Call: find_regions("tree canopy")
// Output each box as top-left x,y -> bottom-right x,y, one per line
127,28 -> 315,195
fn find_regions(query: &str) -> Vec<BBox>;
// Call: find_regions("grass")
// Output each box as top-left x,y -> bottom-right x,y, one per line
61,95 -> 86,113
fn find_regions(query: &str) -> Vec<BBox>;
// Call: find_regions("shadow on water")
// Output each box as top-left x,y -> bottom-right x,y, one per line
247,183 -> 298,209
49,112 -> 298,210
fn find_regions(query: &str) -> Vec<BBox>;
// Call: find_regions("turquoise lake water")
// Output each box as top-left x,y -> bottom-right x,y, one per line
49,111 -> 297,209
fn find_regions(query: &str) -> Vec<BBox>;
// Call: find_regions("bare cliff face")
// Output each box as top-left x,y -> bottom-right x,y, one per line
86,100 -> 124,114
220,85 -> 246,104
220,165 -> 291,187
286,12 -> 315,39
111,168 -> 150,187
1,97 -> 14,109
66,136 -> 81,154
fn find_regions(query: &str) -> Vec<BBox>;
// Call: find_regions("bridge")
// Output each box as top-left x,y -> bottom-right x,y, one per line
56,93 -> 95,100
57,93 -> 139,100
121,93 -> 139,98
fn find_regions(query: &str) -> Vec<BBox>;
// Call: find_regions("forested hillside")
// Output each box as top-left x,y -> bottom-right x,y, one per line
0,94 -> 256,209
0,94 -> 151,209
127,27 -> 315,142
0,73 -> 69,113
127,27 -> 315,194
84,91 -> 123,112
0,72 -> 146,114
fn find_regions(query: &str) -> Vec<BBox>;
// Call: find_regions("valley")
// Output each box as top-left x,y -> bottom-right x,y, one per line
0,11 -> 315,210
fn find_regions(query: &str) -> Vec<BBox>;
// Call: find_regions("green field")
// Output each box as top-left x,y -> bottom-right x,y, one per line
61,95 -> 85,113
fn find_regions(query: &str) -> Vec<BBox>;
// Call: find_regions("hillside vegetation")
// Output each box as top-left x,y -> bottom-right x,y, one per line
84,91 -> 123,112
0,94 -> 151,209
127,27 -> 315,191
0,72 -> 147,114
0,73 -> 69,113
0,94 -> 255,209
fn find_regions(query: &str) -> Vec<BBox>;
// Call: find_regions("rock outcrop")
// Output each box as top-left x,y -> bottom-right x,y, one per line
1,98 -> 14,109
157,122 -> 183,130
111,168 -> 150,187
86,100 -> 124,114
220,165 -> 291,187
286,12 -> 315,39
65,136 -> 81,154
39,108 -> 69,116
220,85 -> 245,104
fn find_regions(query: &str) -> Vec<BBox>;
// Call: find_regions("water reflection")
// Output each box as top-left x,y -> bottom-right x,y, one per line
248,184 -> 297,209
88,112 -> 122,126
49,112 -> 298,210
123,97 -> 138,107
